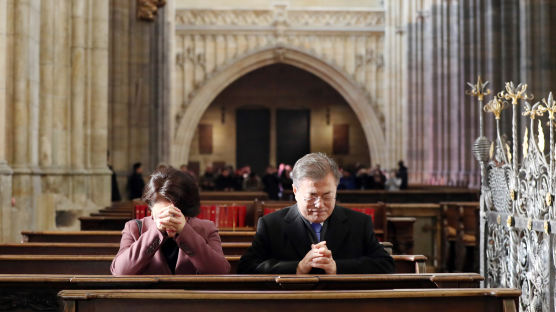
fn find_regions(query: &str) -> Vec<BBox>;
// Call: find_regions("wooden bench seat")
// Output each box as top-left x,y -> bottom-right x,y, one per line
0,243 -> 121,255
0,273 -> 484,311
0,254 -> 427,274
22,231 -> 257,243
0,242 -> 253,256
58,288 -> 519,312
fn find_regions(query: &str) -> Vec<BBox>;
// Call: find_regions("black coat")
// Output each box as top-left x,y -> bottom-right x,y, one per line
237,204 -> 394,274
127,173 -> 145,200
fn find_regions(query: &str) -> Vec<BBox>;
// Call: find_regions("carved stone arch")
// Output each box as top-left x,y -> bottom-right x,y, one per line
171,46 -> 386,166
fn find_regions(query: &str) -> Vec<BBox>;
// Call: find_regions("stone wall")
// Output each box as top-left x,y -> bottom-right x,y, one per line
0,0 -> 111,242
170,3 -> 393,168
400,0 -> 556,187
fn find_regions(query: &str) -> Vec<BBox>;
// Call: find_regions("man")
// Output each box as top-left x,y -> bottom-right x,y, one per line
238,153 -> 394,274
127,162 -> 145,200
397,160 -> 408,189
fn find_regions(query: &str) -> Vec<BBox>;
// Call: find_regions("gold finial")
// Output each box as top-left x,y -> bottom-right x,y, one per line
497,214 -> 501,225
538,92 -> 556,120
466,76 -> 491,101
484,97 -> 509,120
510,189 -> 516,201
522,102 -> 544,120
498,81 -> 533,105
527,218 -> 533,231
538,120 -> 545,152
523,128 -> 529,158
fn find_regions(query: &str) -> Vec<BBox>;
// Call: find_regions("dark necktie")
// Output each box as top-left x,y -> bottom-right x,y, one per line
311,223 -> 322,242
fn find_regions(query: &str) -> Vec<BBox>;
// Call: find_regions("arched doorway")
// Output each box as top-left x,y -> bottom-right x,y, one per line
172,46 -> 386,166
188,63 -> 372,175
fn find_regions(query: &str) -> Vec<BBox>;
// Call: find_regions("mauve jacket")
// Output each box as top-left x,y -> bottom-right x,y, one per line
111,216 -> 231,275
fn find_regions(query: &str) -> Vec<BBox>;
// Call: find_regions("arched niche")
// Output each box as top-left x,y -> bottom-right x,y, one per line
171,46 -> 386,166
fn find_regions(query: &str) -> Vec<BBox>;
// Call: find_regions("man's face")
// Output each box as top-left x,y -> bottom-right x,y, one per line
293,173 -> 337,223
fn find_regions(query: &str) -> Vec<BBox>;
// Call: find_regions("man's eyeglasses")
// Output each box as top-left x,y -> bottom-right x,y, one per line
302,194 -> 336,205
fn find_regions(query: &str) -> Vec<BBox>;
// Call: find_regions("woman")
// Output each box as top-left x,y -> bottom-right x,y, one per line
111,165 -> 230,275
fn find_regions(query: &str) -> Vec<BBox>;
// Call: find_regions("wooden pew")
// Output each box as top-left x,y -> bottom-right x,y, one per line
0,242 -> 252,256
200,191 -> 268,201
440,202 -> 480,272
79,216 -> 129,231
386,217 -> 415,254
385,203 -> 442,268
58,288 -> 520,312
0,254 -> 427,274
0,273 -> 484,311
22,230 -> 257,243
83,200 -> 260,231
1,241 -> 392,258
90,212 -> 133,217
0,243 -> 120,255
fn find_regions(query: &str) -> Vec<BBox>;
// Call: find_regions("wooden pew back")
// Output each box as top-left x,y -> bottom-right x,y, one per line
0,254 -> 426,274
0,273 -> 484,311
58,288 -> 519,312
440,201 -> 480,272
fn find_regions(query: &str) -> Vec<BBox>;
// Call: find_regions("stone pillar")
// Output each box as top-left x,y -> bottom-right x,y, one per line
12,0 -> 30,170
52,0 -> 70,168
384,0 -> 407,169
0,0 -> 14,242
36,0 -> 56,231
39,0 -> 53,168
11,0 -> 34,242
71,0 -> 86,171
109,0 -> 131,194
90,0 -> 110,207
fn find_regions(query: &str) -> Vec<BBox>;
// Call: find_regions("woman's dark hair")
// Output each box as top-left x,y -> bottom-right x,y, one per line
142,165 -> 200,217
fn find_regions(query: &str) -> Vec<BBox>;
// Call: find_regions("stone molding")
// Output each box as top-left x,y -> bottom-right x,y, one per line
0,161 -> 13,175
175,8 -> 384,30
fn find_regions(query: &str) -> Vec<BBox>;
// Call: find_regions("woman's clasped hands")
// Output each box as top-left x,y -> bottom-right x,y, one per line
153,203 -> 187,238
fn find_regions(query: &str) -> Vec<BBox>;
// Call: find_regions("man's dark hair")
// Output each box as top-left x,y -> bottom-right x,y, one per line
133,162 -> 142,172
142,165 -> 200,217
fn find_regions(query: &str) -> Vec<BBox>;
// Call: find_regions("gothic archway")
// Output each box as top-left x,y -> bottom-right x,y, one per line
171,46 -> 386,166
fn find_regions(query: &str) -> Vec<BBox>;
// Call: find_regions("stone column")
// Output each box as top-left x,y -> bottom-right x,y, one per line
90,0 -> 110,207
0,0 -> 14,242
39,0 -> 53,168
71,0 -> 86,171
37,0 -> 56,231
52,0 -> 70,168
11,0 -> 34,242
384,0 -> 406,169
12,0 -> 30,170
109,0 -> 131,194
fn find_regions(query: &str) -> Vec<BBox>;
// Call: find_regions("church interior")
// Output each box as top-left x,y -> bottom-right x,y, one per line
1,0 -> 556,311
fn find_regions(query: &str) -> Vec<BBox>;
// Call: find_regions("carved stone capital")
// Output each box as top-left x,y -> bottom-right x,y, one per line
137,0 -> 166,21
